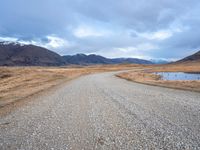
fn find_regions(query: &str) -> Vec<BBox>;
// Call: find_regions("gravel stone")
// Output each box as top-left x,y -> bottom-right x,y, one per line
0,72 -> 200,149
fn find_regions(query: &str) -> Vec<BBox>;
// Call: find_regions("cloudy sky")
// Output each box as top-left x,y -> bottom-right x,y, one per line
0,0 -> 200,60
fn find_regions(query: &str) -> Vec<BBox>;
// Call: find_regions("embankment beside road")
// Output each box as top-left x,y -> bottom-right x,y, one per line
117,63 -> 200,92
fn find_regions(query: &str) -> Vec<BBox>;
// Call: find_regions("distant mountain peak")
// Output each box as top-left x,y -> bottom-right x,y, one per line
150,59 -> 171,64
75,53 -> 87,57
0,41 -> 26,46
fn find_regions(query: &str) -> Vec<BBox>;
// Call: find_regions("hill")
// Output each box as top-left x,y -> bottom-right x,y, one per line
0,42 -> 65,66
111,58 -> 153,64
62,54 -> 112,65
63,54 -> 153,65
178,50 -> 200,63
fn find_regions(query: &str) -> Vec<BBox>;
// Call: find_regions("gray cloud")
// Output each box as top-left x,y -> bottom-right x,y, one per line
0,0 -> 200,59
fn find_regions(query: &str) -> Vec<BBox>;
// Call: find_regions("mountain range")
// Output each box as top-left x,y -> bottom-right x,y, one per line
63,54 -> 153,65
0,41 -> 199,66
0,42 -> 153,66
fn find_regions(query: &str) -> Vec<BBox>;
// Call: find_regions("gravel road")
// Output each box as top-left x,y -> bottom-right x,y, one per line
0,72 -> 200,150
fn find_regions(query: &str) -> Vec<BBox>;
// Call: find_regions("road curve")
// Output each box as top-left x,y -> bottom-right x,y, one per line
0,71 -> 200,150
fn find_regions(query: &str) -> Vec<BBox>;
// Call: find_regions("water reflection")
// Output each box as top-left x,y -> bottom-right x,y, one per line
154,72 -> 200,81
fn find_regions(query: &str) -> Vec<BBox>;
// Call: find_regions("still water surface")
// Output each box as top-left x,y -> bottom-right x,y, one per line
155,72 -> 200,81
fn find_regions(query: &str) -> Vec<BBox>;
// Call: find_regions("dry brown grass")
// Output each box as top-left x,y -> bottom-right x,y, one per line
117,62 -> 200,92
2,62 -> 198,109
149,62 -> 200,72
0,64 -> 141,107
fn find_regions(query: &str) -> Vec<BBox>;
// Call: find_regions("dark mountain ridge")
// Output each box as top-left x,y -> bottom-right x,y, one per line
0,42 -> 153,66
0,42 -> 65,66
177,50 -> 200,63
62,54 -> 153,65
62,54 -> 112,65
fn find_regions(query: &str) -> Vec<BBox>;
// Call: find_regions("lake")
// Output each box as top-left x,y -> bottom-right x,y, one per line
154,72 -> 200,81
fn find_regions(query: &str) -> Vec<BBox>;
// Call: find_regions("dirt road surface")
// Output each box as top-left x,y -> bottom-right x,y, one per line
0,72 -> 200,149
